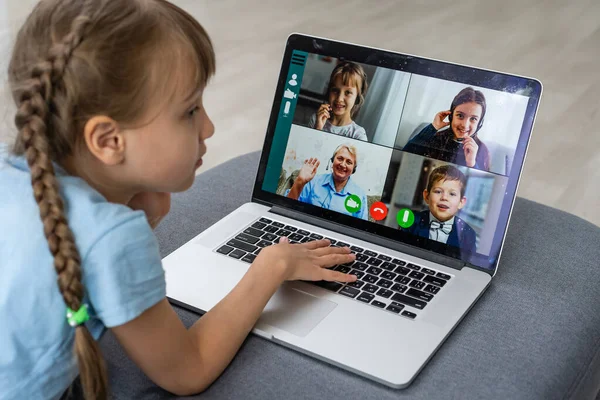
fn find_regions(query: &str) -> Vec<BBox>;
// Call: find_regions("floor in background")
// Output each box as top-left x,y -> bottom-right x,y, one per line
1,0 -> 598,227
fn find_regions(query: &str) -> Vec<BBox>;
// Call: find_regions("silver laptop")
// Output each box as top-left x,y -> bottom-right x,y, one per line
163,33 -> 542,388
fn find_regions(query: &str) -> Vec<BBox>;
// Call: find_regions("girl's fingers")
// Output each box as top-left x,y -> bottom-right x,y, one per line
279,236 -> 290,244
302,239 -> 331,249
321,269 -> 357,283
316,253 -> 356,268
312,245 -> 352,257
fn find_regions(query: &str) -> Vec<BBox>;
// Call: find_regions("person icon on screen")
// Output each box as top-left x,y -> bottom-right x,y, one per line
288,74 -> 298,87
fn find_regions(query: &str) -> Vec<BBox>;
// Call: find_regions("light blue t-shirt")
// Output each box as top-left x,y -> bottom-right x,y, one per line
285,173 -> 368,220
0,145 -> 166,400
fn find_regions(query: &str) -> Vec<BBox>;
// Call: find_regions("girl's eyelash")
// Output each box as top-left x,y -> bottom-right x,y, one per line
188,106 -> 200,117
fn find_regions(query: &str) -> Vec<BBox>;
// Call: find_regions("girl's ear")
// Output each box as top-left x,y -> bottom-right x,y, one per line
83,116 -> 126,166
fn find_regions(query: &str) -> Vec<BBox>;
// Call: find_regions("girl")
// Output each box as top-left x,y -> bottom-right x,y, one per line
308,61 -> 369,141
0,1 -> 356,399
403,87 -> 491,171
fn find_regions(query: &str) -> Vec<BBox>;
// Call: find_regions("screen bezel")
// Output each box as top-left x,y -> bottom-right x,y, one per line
252,33 -> 542,272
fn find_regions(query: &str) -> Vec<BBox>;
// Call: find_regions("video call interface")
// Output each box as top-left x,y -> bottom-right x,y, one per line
263,50 -> 533,268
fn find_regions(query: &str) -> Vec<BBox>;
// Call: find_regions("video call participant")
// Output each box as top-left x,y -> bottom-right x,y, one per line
286,144 -> 368,220
402,165 -> 477,253
308,62 -> 369,141
403,87 -> 491,171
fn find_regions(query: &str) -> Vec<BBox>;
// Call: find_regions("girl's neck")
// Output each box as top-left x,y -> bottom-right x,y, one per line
330,113 -> 353,127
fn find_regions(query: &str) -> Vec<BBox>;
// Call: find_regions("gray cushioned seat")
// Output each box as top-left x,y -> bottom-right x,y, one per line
100,151 -> 600,400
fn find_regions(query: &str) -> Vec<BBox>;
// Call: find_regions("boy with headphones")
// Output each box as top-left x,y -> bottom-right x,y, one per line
308,62 -> 369,142
285,143 -> 369,220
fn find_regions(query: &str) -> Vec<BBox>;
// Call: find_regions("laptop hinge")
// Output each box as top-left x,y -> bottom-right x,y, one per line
269,205 -> 480,272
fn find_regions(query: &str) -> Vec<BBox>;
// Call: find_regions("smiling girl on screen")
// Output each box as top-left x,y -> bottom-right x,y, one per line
403,87 -> 491,171
308,62 -> 369,141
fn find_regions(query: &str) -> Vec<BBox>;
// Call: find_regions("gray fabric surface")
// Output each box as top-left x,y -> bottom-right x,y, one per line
100,151 -> 600,400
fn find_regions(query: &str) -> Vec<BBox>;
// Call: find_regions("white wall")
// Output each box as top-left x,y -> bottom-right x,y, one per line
283,124 -> 392,196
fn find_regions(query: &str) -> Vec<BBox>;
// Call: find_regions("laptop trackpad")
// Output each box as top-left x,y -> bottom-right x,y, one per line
259,285 -> 337,337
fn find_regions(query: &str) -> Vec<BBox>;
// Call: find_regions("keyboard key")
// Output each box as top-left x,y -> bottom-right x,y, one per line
371,300 -> 386,308
313,280 -> 343,292
262,233 -> 277,242
309,233 -> 323,240
392,258 -> 406,266
259,218 -> 272,224
381,271 -> 397,280
391,283 -> 407,293
436,272 -> 452,280
409,271 -> 425,280
348,280 -> 365,289
409,281 -> 426,290
256,240 -> 272,248
325,238 -> 336,245
336,241 -> 350,247
386,303 -> 404,314
364,274 -> 378,284
406,263 -> 421,271
263,225 -> 279,233
227,239 -> 258,253
241,254 -> 257,263
341,260 -> 354,267
377,278 -> 393,289
363,283 -> 378,294
366,258 -> 383,267
364,250 -> 377,257
297,229 -> 310,236
394,276 -> 411,285
277,229 -> 292,237
394,266 -> 410,275
356,253 -> 369,262
350,246 -> 364,253
251,222 -> 267,230
229,249 -> 246,259
407,288 -> 434,302
357,292 -> 374,303
353,262 -> 368,271
334,265 -> 351,274
271,222 -> 284,228
423,275 -> 448,287
380,262 -> 395,271
376,288 -> 393,298
339,286 -> 360,298
243,227 -> 264,238
236,233 -> 259,245
300,237 -> 310,243
349,270 -> 365,279
377,254 -> 392,261
284,225 -> 297,232
289,233 -> 304,242
254,248 -> 262,255
402,310 -> 417,319
424,284 -> 441,294
422,268 -> 436,275
217,245 -> 234,255
392,293 -> 427,310
366,266 -> 383,275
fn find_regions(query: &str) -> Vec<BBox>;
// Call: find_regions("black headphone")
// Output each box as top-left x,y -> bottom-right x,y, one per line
326,144 -> 357,174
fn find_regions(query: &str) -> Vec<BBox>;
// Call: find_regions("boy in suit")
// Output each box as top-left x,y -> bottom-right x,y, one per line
404,165 -> 477,253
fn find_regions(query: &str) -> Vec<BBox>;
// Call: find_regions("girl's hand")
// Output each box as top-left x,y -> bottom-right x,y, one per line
128,191 -> 171,229
297,157 -> 320,185
432,110 -> 451,130
315,103 -> 331,130
258,237 -> 357,282
462,136 -> 479,167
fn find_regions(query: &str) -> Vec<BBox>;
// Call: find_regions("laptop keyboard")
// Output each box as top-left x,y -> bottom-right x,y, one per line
214,217 -> 452,320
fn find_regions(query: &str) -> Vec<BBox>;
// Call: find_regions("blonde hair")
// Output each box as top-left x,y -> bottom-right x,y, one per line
8,0 -> 215,398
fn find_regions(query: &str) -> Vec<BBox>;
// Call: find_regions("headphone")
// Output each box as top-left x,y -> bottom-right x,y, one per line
326,144 -> 357,174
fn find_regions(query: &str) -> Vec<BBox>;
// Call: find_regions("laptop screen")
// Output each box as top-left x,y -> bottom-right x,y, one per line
255,34 -> 541,271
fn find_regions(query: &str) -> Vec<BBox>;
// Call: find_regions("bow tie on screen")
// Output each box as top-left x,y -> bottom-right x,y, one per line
430,221 -> 452,235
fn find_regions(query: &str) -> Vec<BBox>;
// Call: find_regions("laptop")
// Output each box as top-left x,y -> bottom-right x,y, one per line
163,33 -> 542,388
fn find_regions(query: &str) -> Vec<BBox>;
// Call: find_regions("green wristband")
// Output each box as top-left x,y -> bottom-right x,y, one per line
66,304 -> 90,327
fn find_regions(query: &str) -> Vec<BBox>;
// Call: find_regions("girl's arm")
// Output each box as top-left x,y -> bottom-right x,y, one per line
111,240 -> 355,396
